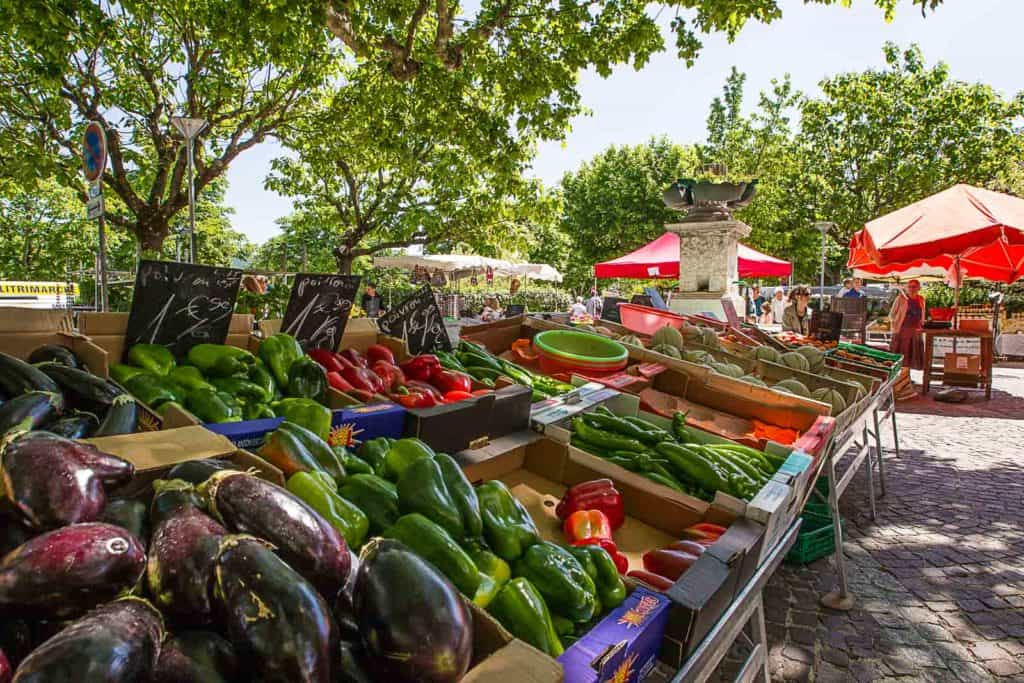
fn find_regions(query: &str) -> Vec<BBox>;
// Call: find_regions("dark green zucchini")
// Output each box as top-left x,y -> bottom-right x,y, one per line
165,458 -> 234,485
37,362 -> 123,414
100,498 -> 149,549
93,394 -> 139,436
0,392 -> 63,435
27,345 -> 81,369
43,412 -> 99,439
0,352 -> 60,397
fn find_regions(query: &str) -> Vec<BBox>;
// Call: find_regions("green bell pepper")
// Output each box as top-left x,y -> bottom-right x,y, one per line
210,376 -> 272,404
332,445 -> 373,477
356,437 -> 394,476
278,420 -> 346,484
168,365 -> 214,393
271,398 -> 332,442
186,344 -> 256,378
127,343 -> 175,376
110,363 -> 146,386
383,513 -> 481,597
395,456 -> 463,539
477,480 -> 540,562
383,438 -> 435,481
338,473 -> 400,534
487,578 -> 564,657
566,544 -> 626,611
124,373 -> 181,408
286,355 -> 328,403
287,471 -> 368,549
514,541 -> 598,623
186,387 -> 241,423
469,546 -> 511,609
242,402 -> 276,420
551,615 -> 574,637
434,453 -> 483,541
258,333 -> 303,387
247,360 -> 279,400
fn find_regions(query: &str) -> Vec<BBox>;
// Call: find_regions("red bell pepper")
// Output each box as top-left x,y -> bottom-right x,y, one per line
555,479 -> 625,531
563,509 -> 612,545
400,355 -> 441,382
572,537 -> 629,574
326,371 -> 354,393
626,570 -> 674,591
346,388 -> 376,403
442,390 -> 474,403
642,548 -> 699,581
391,390 -> 438,408
680,523 -> 727,543
430,367 -> 473,394
366,344 -> 396,366
339,348 -> 368,368
406,379 -> 443,400
341,364 -> 383,394
371,361 -> 405,392
667,540 -> 708,557
308,348 -> 348,374
471,389 -> 493,397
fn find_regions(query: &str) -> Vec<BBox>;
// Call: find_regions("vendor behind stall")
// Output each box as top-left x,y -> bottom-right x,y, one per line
781,285 -> 812,335
480,296 -> 502,322
360,283 -> 383,318
889,279 -> 925,370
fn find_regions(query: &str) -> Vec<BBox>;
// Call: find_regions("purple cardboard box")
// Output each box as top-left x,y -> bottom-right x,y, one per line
558,587 -> 671,683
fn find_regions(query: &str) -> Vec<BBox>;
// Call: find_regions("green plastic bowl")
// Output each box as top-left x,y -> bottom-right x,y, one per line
532,330 -> 628,367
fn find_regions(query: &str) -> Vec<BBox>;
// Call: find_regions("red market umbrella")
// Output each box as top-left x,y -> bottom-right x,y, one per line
594,232 -> 792,279
850,184 -> 1024,273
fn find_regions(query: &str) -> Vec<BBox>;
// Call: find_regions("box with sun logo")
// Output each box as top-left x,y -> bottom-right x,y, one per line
558,587 -> 672,683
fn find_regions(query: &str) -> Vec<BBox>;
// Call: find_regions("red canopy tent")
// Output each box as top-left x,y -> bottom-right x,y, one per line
593,232 -> 792,279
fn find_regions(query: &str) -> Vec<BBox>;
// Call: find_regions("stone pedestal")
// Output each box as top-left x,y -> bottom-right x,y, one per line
666,219 -> 751,320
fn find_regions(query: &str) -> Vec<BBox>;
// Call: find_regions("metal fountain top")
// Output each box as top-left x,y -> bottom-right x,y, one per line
662,177 -> 758,223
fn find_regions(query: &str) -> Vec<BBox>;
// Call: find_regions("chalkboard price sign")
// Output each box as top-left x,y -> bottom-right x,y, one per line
123,260 -> 243,360
280,273 -> 361,351
377,285 -> 452,355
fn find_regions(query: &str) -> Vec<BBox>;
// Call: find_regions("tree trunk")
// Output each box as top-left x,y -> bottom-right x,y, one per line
134,215 -> 171,253
334,249 -> 354,274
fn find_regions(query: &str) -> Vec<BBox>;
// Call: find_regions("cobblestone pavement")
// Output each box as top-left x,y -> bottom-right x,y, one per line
749,367 -> 1024,682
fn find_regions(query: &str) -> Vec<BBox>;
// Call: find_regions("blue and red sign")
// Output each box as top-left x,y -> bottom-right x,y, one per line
82,121 -> 107,182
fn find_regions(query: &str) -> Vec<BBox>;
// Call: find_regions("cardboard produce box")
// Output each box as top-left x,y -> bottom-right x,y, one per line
0,307 -> 162,431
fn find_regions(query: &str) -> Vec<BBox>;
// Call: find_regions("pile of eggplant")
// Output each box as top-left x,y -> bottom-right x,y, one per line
0,347 -> 139,438
0,442 -> 475,681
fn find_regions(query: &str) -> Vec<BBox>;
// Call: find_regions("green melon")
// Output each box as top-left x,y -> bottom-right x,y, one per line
774,378 -> 811,398
709,361 -> 744,378
812,387 -> 848,415
739,374 -> 768,387
754,345 -> 783,364
651,325 -> 684,349
796,345 -> 826,372
683,349 -> 711,365
680,324 -> 702,343
653,343 -> 682,359
618,334 -> 643,347
780,352 -> 810,373
699,328 -> 720,348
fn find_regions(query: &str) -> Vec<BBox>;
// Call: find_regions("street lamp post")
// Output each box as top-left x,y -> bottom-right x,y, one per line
814,221 -> 835,309
170,116 -> 207,263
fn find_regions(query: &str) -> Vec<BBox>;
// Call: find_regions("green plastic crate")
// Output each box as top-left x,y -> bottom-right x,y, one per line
836,342 -> 902,363
785,508 -> 841,565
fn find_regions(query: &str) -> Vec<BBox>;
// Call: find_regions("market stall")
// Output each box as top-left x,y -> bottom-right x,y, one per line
593,232 -> 792,280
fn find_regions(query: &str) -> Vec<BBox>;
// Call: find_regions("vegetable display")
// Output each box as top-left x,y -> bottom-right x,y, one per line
451,340 -> 573,402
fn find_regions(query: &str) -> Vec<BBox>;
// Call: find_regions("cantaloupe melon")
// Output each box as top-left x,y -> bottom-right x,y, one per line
683,349 -> 711,364
739,374 -> 768,387
651,325 -> 684,349
653,343 -> 682,359
699,328 -> 720,348
796,345 -> 826,372
812,387 -> 848,415
754,345 -> 782,363
774,378 -> 811,398
780,352 -> 810,373
710,362 -> 744,378
680,324 -> 702,343
618,334 -> 643,347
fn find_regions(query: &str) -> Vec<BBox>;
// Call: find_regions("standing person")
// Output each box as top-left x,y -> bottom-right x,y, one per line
360,283 -> 383,318
837,278 -> 853,297
844,277 -> 866,298
569,297 -> 588,317
586,288 -> 603,317
749,286 -> 765,318
889,279 -> 926,370
757,302 -> 774,326
771,287 -> 786,324
782,285 -> 812,335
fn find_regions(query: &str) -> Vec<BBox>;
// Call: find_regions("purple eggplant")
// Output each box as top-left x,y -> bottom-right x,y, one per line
213,535 -> 335,682
353,538 -> 473,683
146,480 -> 226,622
200,470 -> 350,597
11,597 -> 163,682
10,431 -> 134,486
0,648 -> 9,683
152,630 -> 238,683
0,393 -> 63,436
0,503 -> 32,558
99,498 -> 148,549
0,523 -> 145,619
1,433 -> 105,529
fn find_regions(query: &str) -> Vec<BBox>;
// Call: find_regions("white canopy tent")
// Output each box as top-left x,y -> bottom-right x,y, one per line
372,254 -> 562,282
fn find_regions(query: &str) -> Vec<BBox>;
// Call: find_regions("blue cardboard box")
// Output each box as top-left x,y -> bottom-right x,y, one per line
204,402 -> 406,450
558,587 -> 671,683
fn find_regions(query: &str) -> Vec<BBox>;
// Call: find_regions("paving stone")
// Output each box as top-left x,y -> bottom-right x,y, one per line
982,658 -> 1023,678
970,642 -> 1008,661
948,660 -> 994,683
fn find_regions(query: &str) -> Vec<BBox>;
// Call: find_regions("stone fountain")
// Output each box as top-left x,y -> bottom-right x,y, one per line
662,177 -> 757,320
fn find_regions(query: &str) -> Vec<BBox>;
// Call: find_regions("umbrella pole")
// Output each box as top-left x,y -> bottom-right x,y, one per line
954,257 -> 961,329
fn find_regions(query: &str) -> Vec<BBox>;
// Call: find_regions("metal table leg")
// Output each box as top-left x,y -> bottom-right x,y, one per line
863,423 -> 877,521
889,401 -> 901,458
821,443 -> 855,611
872,406 -> 887,498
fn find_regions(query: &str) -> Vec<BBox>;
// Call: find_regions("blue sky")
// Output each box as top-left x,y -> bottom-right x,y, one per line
224,0 -> 1024,245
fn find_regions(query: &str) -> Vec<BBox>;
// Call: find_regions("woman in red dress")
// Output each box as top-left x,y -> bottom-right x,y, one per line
889,279 -> 926,370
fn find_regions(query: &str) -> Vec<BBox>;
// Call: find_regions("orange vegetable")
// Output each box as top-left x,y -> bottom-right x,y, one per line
511,338 -> 539,363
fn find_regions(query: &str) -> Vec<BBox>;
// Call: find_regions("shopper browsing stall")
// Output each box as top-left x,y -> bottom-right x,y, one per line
782,285 -> 812,335
889,279 -> 926,370
770,287 -> 786,324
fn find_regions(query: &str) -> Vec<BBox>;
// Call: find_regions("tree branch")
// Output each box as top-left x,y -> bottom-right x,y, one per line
348,233 -> 429,258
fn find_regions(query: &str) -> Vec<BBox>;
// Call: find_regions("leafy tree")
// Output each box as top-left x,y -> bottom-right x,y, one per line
0,0 -> 337,251
559,137 -> 698,292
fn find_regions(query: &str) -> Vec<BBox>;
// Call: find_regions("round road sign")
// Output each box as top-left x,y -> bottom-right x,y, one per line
82,121 -> 107,182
